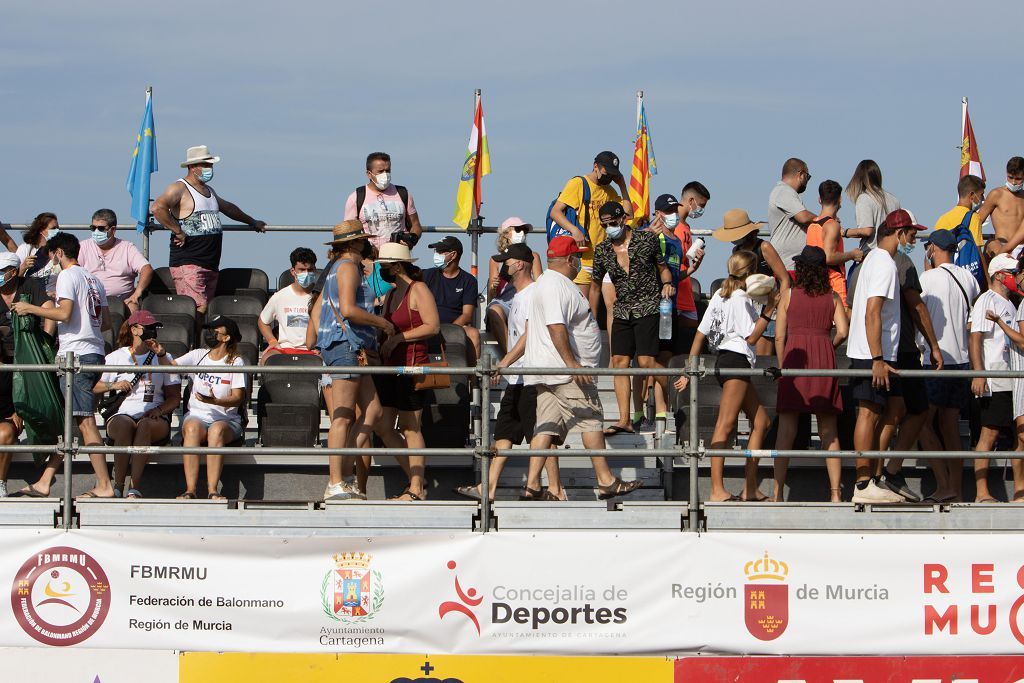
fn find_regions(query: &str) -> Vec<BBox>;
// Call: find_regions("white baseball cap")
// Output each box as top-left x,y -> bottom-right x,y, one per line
0,253 -> 20,271
987,253 -> 1019,277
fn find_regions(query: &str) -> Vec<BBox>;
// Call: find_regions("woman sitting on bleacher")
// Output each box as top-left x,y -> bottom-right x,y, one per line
152,315 -> 246,500
94,310 -> 181,499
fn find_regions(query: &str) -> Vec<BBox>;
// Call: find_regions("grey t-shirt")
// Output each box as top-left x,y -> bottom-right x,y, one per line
768,181 -> 809,271
854,190 -> 901,251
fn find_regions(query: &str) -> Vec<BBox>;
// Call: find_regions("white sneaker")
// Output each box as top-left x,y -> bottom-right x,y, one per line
0,481 -> 7,498
324,482 -> 353,501
851,479 -> 904,504
343,477 -> 366,501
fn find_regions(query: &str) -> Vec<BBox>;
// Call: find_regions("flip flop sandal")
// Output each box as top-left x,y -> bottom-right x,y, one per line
975,497 -> 1000,504
540,489 -> 567,502
388,488 -> 423,502
208,493 -> 227,501
11,487 -> 48,498
596,478 -> 642,500
453,485 -> 482,501
176,492 -> 197,500
603,425 -> 635,437
519,487 -> 543,501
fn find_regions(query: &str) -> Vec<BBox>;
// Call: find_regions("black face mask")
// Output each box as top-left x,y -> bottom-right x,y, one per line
360,241 -> 374,259
499,264 -> 510,281
379,267 -> 397,284
596,172 -> 614,186
139,326 -> 158,342
203,330 -> 220,348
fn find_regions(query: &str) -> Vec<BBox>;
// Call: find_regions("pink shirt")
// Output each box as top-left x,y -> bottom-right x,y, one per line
343,184 -> 418,249
78,238 -> 150,298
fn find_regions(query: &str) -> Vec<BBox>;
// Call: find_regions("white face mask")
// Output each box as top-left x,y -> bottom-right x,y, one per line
372,172 -> 391,191
663,213 -> 680,229
509,230 -> 526,244
688,205 -> 705,219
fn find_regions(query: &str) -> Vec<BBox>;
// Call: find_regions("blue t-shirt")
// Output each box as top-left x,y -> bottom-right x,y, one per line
654,230 -> 684,304
422,267 -> 478,325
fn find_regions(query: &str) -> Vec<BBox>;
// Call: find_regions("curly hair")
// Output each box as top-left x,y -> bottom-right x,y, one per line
795,260 -> 832,297
496,226 -> 513,254
24,212 -> 57,247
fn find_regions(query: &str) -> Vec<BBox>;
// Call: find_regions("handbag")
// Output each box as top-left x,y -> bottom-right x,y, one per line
412,343 -> 451,391
98,351 -> 154,421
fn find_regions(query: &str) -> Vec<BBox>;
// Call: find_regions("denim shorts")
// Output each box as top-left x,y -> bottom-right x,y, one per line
321,339 -> 362,382
70,353 -> 104,417
182,413 -> 243,439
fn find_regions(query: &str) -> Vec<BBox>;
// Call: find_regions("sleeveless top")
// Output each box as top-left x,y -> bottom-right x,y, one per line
169,179 -> 223,270
742,239 -> 773,277
383,283 -> 428,366
316,258 -> 377,351
805,217 -> 848,306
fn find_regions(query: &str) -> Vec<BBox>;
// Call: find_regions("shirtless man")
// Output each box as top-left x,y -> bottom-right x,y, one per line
978,156 -> 1024,257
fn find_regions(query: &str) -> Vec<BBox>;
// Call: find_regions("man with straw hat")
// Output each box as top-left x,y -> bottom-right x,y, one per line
152,145 -> 267,313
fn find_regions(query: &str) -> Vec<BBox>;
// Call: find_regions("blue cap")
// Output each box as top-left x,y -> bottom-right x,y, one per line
925,229 -> 956,252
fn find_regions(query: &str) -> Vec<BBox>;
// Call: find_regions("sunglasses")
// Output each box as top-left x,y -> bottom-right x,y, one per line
512,225 -> 531,233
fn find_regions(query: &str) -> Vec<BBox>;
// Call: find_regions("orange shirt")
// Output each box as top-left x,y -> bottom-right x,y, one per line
806,216 -> 847,306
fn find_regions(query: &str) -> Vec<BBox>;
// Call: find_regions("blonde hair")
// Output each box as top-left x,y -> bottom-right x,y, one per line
845,159 -> 891,215
720,250 -> 757,299
496,226 -> 513,253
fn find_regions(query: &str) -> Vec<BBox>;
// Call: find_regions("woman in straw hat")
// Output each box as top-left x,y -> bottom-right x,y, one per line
713,208 -> 789,356
306,220 -> 395,501
373,242 -> 441,501
675,249 -> 776,502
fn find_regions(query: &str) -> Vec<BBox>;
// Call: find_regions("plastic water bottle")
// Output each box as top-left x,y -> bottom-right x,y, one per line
686,237 -> 706,260
658,298 -> 673,340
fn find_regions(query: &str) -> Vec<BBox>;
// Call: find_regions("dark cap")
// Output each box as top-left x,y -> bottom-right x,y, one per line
594,151 -> 622,176
125,310 -> 162,327
203,315 -> 241,342
793,245 -> 827,268
655,194 -> 679,213
925,229 -> 957,252
427,236 -> 464,256
599,201 -> 626,221
493,243 -> 533,263
883,209 -> 926,232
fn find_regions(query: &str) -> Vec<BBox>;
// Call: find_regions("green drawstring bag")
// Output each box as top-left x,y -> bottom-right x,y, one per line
11,295 -> 63,465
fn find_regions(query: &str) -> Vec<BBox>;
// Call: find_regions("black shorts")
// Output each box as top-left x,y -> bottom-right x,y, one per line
493,384 -> 537,445
611,314 -> 660,358
714,350 -> 752,388
849,357 -> 903,407
373,375 -> 425,412
659,313 -> 697,357
895,352 -> 928,415
925,362 -> 970,410
977,391 -> 1013,428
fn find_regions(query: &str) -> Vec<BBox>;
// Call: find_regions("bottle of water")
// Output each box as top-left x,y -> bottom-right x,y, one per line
659,297 -> 673,340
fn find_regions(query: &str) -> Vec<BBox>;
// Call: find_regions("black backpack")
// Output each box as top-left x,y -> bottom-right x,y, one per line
354,185 -> 411,229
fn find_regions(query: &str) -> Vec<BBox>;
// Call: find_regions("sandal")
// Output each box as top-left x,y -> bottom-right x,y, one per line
176,491 -> 197,500
975,496 -> 999,504
76,491 -> 115,500
208,493 -> 227,501
540,489 -> 567,502
10,486 -> 48,498
389,489 -> 423,501
596,478 -> 642,500
603,425 -> 635,437
519,486 -> 543,501
453,485 -> 483,501
1012,491 -> 1024,503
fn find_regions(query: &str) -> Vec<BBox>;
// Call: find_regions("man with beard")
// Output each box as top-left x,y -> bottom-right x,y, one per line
768,157 -> 818,273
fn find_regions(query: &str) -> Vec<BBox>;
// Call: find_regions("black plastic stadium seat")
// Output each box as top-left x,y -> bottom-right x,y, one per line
144,294 -> 197,319
263,352 -> 324,386
160,340 -> 190,361
156,323 -> 191,350
257,356 -> 323,447
236,342 -> 259,368
208,295 -> 264,319
277,268 -> 324,292
420,324 -> 471,448
107,297 -> 127,322
216,268 -> 270,299
710,278 -> 726,295
148,267 -> 176,295
690,278 -> 701,298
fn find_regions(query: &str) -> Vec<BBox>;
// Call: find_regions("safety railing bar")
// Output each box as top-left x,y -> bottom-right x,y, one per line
0,365 -> 60,373
1,223 -> 504,234
71,446 -> 680,457
80,364 -> 476,376
703,449 -> 1003,460
0,445 -> 62,453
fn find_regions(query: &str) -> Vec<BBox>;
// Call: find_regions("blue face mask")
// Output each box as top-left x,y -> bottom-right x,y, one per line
92,229 -> 112,245
897,241 -> 916,256
199,167 -> 214,183
688,206 -> 705,219
605,224 -> 625,241
433,252 -> 449,268
663,213 -> 680,229
295,271 -> 316,288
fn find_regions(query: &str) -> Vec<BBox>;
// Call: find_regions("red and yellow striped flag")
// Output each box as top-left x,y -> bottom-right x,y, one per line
628,97 -> 657,223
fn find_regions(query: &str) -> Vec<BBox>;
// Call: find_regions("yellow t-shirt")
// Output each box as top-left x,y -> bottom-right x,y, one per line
935,205 -> 983,247
556,176 -> 626,257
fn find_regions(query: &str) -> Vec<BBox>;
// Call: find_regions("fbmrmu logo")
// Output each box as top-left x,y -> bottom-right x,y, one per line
744,551 -> 789,641
437,560 -> 628,636
10,546 -> 111,646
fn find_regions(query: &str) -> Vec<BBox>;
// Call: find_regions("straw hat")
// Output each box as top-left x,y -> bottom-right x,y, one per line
324,220 -> 369,245
376,242 -> 417,263
712,209 -> 766,242
180,145 -> 220,168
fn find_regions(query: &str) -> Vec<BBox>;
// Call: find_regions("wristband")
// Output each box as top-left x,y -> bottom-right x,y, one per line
871,355 -> 883,361
157,352 -> 167,358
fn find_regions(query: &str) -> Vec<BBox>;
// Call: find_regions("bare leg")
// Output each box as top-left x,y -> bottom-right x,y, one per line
708,378 -> 748,501
0,422 -> 16,483
581,430 -> 616,488
740,381 -> 770,501
130,417 -> 168,489
180,419 -> 208,497
772,413 -> 799,502
78,416 -> 114,497
973,425 -> 1000,502
936,405 -> 965,501
817,413 -> 842,502
327,377 -> 360,486
526,433 -> 554,492
609,355 -> 633,432
106,415 -> 137,491
854,401 -> 883,483
205,421 -> 237,497
398,409 -> 426,498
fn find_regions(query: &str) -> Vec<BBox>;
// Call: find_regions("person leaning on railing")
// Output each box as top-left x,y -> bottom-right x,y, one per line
94,310 -> 181,499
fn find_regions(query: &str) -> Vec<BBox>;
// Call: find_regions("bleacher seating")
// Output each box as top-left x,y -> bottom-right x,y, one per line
156,324 -> 191,360
257,354 -> 324,447
143,294 -> 198,345
709,278 -> 725,295
149,266 -> 176,296
208,295 -> 263,350
105,297 -> 127,349
216,268 -> 270,305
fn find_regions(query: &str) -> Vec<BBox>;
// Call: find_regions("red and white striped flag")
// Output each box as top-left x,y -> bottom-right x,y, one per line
961,97 -> 985,181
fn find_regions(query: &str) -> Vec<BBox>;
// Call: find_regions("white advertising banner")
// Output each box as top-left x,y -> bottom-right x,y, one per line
1,529 -> 1023,655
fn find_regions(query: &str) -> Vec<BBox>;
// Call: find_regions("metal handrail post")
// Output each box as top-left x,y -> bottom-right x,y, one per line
686,358 -> 702,532
61,352 -> 76,530
141,223 -> 151,260
479,353 -> 492,533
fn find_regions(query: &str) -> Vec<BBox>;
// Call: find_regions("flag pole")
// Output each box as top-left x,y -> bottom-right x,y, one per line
142,85 -> 153,260
470,88 -> 482,326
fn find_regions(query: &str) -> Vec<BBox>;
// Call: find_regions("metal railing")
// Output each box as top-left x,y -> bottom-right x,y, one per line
7,353 -> 1024,533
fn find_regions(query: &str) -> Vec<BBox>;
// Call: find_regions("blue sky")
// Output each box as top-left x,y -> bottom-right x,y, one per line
2,0 -> 1022,284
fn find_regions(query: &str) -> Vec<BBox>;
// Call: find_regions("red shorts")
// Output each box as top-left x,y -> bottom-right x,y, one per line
170,265 -> 219,308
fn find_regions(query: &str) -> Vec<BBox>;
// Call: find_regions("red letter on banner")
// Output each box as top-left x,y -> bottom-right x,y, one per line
924,564 -> 949,593
971,603 -> 997,635
972,563 -> 994,593
924,604 -> 958,634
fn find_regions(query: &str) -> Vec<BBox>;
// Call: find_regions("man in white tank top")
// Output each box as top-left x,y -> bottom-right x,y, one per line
152,145 -> 267,313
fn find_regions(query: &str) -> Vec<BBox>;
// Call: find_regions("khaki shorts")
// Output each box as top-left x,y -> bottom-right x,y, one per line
534,381 -> 604,440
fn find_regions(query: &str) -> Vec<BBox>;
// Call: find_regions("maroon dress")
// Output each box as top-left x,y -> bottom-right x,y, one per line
776,287 -> 842,414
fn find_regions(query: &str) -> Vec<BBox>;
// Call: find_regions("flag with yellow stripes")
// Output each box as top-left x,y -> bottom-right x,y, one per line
628,99 -> 657,223
453,94 -> 491,228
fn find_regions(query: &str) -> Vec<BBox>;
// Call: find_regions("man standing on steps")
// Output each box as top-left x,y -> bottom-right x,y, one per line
522,236 -> 642,501
152,145 -> 267,314
977,157 -> 1024,256
344,151 -> 423,250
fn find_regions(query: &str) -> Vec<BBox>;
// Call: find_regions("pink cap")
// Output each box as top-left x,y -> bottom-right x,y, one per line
500,216 -> 529,231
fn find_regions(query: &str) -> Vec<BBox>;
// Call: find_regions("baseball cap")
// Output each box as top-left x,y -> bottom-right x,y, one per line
594,151 -> 622,177
988,253 -> 1019,277
500,216 -> 532,232
793,245 -> 826,267
547,236 -> 583,259
599,201 -> 625,221
493,243 -> 533,263
924,229 -> 957,252
203,315 -> 242,342
883,209 -> 926,231
427,236 -> 464,256
125,310 -> 162,327
0,253 -> 20,271
655,194 -> 680,213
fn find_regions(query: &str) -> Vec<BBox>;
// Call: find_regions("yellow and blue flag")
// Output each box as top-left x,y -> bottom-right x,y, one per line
453,94 -> 490,229
126,89 -> 158,232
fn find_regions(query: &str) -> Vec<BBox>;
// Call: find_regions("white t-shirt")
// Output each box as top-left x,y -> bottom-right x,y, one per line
99,348 -> 181,418
259,285 -> 311,350
505,281 -> 536,386
16,242 -> 62,295
970,289 -> 1016,395
698,289 -> 758,367
523,270 -> 601,387
918,263 -> 980,366
54,264 -> 108,357
177,349 -> 247,423
847,248 -> 900,361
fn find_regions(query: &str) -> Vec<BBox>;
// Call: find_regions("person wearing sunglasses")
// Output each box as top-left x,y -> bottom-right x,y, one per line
78,209 -> 154,314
